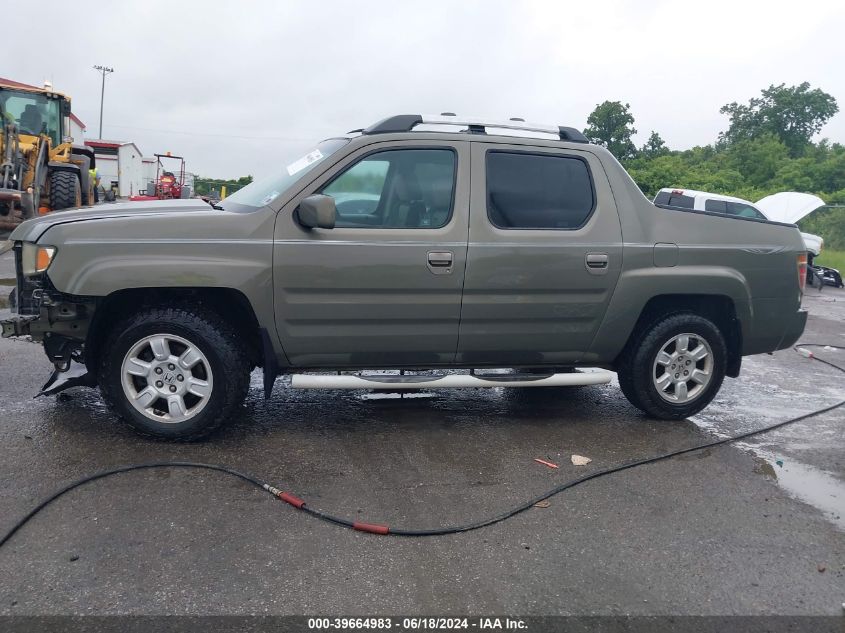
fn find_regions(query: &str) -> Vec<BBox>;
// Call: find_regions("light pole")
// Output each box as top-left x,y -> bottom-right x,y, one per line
93,65 -> 113,139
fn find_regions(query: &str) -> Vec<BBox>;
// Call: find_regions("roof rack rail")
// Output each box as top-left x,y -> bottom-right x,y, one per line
363,114 -> 590,143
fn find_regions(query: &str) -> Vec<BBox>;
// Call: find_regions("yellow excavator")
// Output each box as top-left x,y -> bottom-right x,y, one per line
0,82 -> 95,238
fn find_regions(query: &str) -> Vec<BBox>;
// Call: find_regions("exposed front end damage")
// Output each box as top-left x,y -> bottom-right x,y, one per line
1,242 -> 97,395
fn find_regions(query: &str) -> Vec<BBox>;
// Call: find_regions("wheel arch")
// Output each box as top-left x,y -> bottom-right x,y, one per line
86,287 -> 263,373
614,293 -> 743,378
70,145 -> 96,169
47,160 -> 82,176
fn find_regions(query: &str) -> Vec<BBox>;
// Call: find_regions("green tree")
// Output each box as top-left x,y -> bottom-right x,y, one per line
193,174 -> 253,197
584,101 -> 638,160
718,83 -> 838,157
723,134 -> 790,188
640,131 -> 669,159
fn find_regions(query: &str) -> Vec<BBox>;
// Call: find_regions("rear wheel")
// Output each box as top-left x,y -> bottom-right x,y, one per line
98,306 -> 251,440
617,313 -> 727,420
49,169 -> 81,211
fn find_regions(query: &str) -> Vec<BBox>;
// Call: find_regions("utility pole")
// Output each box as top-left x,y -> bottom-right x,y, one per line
93,65 -> 114,139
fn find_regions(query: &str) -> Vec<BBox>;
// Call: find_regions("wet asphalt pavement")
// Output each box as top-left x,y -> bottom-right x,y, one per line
0,249 -> 843,616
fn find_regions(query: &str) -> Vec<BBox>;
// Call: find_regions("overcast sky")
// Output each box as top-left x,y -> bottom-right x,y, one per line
7,0 -> 845,178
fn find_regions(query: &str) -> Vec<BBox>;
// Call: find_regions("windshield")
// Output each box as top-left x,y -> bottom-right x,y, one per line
221,138 -> 349,212
0,89 -> 62,146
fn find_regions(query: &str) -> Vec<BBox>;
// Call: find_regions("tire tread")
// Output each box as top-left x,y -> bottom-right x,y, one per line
617,312 -> 727,420
98,305 -> 251,440
49,170 -> 80,211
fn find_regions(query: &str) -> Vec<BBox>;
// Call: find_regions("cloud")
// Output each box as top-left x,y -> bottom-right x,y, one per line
6,0 -> 844,177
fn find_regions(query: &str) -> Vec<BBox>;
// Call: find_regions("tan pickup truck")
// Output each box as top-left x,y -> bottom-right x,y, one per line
2,114 -> 808,439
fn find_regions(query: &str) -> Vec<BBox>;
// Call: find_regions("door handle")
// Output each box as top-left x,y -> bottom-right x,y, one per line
585,253 -> 609,269
427,250 -> 453,275
427,251 -> 453,267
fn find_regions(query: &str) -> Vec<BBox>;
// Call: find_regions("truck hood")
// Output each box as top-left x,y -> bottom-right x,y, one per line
800,231 -> 824,257
9,199 -> 212,243
755,192 -> 826,224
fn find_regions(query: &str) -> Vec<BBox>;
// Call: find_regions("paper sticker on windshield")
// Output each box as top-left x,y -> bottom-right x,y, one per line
286,149 -> 324,176
259,191 -> 280,205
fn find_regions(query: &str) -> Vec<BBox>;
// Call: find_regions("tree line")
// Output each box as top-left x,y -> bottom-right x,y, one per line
193,174 -> 253,197
583,83 -> 845,249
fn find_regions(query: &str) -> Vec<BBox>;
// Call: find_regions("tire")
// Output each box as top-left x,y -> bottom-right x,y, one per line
616,312 -> 727,420
49,169 -> 81,211
20,191 -> 36,220
75,155 -> 92,205
98,306 -> 251,440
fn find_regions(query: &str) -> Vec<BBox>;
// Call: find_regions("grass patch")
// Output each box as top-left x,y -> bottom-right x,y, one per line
815,249 -> 845,272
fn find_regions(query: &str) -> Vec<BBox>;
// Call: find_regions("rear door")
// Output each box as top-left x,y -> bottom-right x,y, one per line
456,142 -> 623,366
273,139 -> 470,367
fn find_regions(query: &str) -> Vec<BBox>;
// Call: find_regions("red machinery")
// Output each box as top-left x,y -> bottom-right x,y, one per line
129,153 -> 187,201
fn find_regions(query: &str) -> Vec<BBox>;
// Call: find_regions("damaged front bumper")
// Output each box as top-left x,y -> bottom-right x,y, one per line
2,241 -> 98,396
2,314 -> 97,396
1,314 -> 39,338
38,363 -> 97,397
2,312 -> 97,396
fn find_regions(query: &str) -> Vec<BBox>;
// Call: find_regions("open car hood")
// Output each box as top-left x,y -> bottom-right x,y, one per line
755,192 -> 826,224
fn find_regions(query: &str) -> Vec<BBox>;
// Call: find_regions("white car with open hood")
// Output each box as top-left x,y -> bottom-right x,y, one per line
654,189 -> 825,256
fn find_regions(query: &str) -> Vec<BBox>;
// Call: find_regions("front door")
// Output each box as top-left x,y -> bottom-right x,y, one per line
457,142 -> 623,366
273,140 -> 470,367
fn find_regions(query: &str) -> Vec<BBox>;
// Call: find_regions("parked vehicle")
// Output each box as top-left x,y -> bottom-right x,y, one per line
0,81 -> 96,239
129,153 -> 190,202
653,188 -> 825,259
1,114 -> 808,439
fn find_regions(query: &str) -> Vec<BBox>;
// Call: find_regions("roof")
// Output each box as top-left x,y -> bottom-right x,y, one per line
0,76 -> 39,90
0,76 -> 85,129
657,187 -> 826,224
363,114 -> 590,143
657,188 -> 750,205
85,139 -> 143,155
85,139 -> 122,149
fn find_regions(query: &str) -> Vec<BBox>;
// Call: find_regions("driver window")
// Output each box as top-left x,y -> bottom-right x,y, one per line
321,148 -> 455,228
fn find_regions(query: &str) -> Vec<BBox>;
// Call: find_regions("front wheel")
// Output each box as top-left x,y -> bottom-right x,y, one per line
98,307 -> 251,440
49,169 -> 81,211
617,313 -> 727,420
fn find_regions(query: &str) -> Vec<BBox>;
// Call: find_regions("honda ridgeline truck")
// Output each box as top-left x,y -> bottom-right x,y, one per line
1,114 -> 809,439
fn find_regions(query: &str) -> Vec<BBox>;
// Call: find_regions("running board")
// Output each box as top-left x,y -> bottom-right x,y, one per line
290,370 -> 613,390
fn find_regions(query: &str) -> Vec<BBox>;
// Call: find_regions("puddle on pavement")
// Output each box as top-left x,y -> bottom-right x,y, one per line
693,408 -> 845,532
692,351 -> 845,532
742,444 -> 845,531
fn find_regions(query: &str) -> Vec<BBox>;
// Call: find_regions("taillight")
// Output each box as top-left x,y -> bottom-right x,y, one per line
797,253 -> 807,292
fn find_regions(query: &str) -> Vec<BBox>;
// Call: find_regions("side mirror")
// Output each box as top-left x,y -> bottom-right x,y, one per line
296,194 -> 336,229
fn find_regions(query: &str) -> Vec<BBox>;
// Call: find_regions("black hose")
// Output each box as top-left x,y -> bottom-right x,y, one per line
1,344 -> 842,544
0,463 -> 268,548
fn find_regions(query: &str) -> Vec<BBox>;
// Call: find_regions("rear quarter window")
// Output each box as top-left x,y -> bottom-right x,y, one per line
655,191 -> 695,209
704,199 -> 727,213
486,151 -> 595,230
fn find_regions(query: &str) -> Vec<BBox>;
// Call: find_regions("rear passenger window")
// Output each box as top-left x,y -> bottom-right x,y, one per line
655,191 -> 695,209
667,195 -> 694,209
726,202 -> 766,219
705,199 -> 727,213
486,151 -> 594,229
